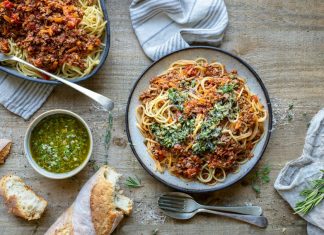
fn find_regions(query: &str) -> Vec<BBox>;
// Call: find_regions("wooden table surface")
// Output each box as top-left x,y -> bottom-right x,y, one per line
0,0 -> 323,234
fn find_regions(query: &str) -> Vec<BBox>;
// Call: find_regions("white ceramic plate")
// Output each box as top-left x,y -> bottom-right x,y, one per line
126,47 -> 272,193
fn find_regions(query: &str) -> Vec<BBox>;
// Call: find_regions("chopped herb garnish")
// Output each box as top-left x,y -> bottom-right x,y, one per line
125,176 -> 143,188
150,119 -> 194,148
218,83 -> 237,94
152,228 -> 159,235
168,88 -> 188,111
294,170 -> 324,215
192,101 -> 234,154
288,104 -> 294,110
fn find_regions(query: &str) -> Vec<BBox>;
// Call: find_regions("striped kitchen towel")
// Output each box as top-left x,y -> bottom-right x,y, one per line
0,71 -> 53,120
130,0 -> 228,61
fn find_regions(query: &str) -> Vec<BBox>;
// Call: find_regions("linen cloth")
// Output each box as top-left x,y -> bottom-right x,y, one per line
0,71 -> 53,120
130,0 -> 228,61
274,109 -> 324,235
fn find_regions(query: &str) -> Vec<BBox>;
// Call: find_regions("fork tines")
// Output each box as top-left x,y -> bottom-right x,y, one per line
158,195 -> 186,211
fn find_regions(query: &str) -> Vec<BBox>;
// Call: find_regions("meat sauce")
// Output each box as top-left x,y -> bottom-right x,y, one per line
0,0 -> 101,72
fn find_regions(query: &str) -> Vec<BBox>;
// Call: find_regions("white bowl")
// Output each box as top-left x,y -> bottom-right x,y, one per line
24,109 -> 93,179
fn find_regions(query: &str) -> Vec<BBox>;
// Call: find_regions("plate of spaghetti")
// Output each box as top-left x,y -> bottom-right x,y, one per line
126,47 -> 272,193
0,0 -> 109,84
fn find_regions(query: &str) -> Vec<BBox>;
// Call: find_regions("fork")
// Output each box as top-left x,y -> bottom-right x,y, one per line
0,53 -> 114,111
158,192 -> 263,216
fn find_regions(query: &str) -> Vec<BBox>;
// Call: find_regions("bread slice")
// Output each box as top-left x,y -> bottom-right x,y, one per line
0,175 -> 47,220
0,139 -> 12,164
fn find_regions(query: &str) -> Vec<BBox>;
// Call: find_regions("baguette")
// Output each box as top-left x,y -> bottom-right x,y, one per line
0,175 -> 47,220
45,165 -> 133,235
0,139 -> 12,164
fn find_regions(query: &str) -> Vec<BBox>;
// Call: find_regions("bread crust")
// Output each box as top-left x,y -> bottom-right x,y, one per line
90,171 -> 124,235
0,139 -> 12,164
45,166 -> 133,235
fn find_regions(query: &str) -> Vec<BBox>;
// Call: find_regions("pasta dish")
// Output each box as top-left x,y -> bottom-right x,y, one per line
0,0 -> 106,79
136,58 -> 267,184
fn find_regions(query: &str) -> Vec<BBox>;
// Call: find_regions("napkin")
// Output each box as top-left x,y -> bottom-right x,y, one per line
130,0 -> 228,61
0,71 -> 53,120
274,109 -> 324,235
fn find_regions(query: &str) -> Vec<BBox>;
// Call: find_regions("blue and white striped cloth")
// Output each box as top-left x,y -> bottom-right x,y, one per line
0,71 -> 53,120
130,0 -> 228,61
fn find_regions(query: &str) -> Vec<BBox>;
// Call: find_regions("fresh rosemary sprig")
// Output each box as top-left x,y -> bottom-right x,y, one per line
125,176 -> 143,188
294,170 -> 324,215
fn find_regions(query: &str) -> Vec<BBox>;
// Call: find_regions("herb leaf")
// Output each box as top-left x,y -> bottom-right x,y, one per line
250,165 -> 271,194
252,184 -> 261,194
125,176 -> 143,188
294,169 -> 324,215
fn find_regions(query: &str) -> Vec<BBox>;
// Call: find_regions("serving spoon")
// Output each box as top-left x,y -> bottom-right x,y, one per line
0,53 -> 114,111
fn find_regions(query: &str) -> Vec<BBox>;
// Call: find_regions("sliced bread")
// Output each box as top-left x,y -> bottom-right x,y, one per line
0,175 -> 47,220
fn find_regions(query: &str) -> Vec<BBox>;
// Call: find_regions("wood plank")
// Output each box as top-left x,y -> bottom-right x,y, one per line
1,0 -> 323,234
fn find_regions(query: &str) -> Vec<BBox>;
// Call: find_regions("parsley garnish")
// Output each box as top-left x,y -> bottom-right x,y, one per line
219,83 -> 237,94
150,119 -> 194,148
168,88 -> 187,111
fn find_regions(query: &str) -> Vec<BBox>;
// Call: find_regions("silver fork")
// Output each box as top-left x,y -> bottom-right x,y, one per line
160,208 -> 268,228
0,53 -> 114,111
158,192 -> 263,216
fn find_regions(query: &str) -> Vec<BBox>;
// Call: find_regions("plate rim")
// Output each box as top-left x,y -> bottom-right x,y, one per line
0,0 -> 110,85
125,46 -> 273,193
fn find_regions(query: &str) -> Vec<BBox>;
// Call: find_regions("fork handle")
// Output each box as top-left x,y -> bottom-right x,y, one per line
200,205 -> 262,216
11,56 -> 114,111
198,209 -> 268,228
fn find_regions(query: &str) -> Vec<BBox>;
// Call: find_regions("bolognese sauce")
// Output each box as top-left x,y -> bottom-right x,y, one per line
0,0 -> 101,73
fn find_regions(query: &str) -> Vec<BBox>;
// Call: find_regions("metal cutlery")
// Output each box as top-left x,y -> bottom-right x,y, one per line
160,207 -> 268,228
158,192 -> 263,216
158,192 -> 268,228
0,53 -> 114,111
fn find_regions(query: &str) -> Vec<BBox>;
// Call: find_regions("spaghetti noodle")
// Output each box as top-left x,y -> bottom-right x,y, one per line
136,58 -> 267,184
0,0 -> 106,79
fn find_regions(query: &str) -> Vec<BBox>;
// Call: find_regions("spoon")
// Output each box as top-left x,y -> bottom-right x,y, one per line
0,53 -> 114,111
161,208 -> 268,228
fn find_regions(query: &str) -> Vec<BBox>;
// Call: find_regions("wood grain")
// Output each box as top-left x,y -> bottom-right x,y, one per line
0,0 -> 323,234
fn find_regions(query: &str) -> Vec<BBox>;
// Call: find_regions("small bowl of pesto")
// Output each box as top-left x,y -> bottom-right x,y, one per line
24,109 -> 93,179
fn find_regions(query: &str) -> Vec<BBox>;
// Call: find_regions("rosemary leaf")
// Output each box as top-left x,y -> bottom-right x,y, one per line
125,176 -> 143,188
294,169 -> 324,215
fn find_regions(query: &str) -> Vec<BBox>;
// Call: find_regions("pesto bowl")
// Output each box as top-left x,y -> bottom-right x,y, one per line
24,109 -> 93,179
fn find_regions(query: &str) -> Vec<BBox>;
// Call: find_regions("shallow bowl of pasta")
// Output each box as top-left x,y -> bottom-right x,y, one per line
0,0 -> 110,84
126,46 -> 272,193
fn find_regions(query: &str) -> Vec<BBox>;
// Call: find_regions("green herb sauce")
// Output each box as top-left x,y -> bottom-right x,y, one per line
30,114 -> 90,173
150,118 -> 195,148
168,88 -> 188,111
